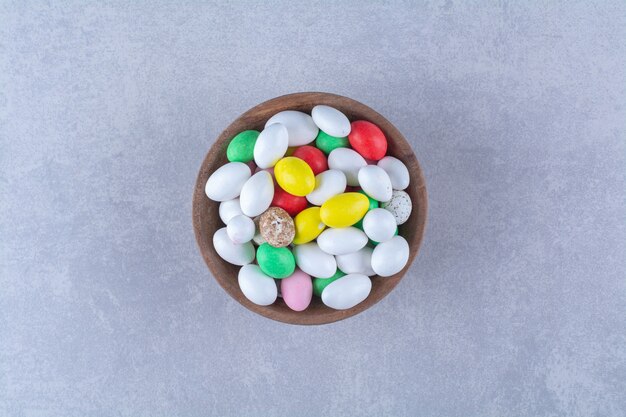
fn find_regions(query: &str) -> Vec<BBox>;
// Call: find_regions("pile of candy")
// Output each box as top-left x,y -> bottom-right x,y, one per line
205,105 -> 412,311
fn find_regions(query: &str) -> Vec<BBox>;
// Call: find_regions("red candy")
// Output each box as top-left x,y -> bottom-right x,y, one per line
271,184 -> 308,217
348,120 -> 387,161
292,145 -> 328,176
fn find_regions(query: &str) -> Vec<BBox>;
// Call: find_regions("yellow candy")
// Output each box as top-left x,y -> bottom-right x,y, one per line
293,207 -> 326,244
274,157 -> 315,196
320,192 -> 369,228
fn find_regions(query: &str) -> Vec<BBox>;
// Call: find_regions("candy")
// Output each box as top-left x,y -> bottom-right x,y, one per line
311,105 -> 351,138
256,243 -> 295,279
362,208 -> 397,243
335,247 -> 375,276
312,269 -> 346,297
371,236 -> 409,277
254,123 -> 289,169
227,130 -> 260,162
274,156 -> 315,196
327,148 -> 367,186
280,269 -> 313,311
205,162 -> 251,202
370,227 -> 398,246
321,273 -> 372,310
315,130 -> 349,155
358,165 -> 392,202
219,198 -> 243,224
320,192 -> 369,228
213,227 -> 255,266
293,242 -> 337,278
206,104 -> 416,311
226,215 -> 255,244
238,264 -> 278,306
381,190 -> 412,225
292,145 -> 328,176
317,227 -> 368,256
353,190 -> 378,229
306,169 -> 347,206
271,185 -> 307,217
259,207 -> 295,248
293,207 -> 326,245
348,120 -> 387,161
265,111 -> 318,146
377,156 -> 410,190
239,171 -> 274,217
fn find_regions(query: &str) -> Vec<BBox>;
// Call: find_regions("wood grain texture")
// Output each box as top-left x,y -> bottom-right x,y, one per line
192,92 -> 428,325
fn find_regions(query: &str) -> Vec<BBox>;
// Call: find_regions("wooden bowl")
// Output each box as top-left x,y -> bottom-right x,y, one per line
193,92 -> 427,325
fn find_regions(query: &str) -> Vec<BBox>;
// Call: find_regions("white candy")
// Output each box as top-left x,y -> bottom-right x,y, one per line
311,105 -> 351,137
328,148 -> 367,186
321,274 -> 372,310
317,227 -> 367,255
293,242 -> 337,278
254,123 -> 289,169
335,247 -> 375,276
377,156 -> 410,190
371,235 -> 409,277
219,198 -> 243,225
238,264 -> 278,306
213,227 -> 255,266
226,215 -> 255,244
205,162 -> 251,202
362,208 -> 397,243
306,169 -> 347,206
239,171 -> 274,217
358,165 -> 392,202
381,190 -> 412,225
265,111 -> 318,146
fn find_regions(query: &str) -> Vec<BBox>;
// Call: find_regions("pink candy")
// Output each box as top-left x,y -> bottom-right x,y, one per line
280,269 -> 313,311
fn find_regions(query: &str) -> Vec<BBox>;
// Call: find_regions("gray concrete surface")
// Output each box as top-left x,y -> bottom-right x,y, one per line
1,1 -> 625,416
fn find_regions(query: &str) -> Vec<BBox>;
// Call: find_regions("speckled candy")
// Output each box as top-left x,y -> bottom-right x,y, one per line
259,207 -> 295,248
381,190 -> 412,225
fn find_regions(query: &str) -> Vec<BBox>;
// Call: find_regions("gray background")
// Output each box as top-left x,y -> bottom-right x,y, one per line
1,1 -> 625,416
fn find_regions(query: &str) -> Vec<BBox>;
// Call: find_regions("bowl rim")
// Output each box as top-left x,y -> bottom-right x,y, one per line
192,91 -> 428,325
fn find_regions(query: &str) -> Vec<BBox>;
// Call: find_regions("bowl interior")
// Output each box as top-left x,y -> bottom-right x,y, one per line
193,92 -> 427,325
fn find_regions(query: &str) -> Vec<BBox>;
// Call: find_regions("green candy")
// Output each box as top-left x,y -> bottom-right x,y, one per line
312,269 -> 346,297
226,130 -> 260,162
315,131 -> 349,155
354,190 -> 379,229
370,227 -> 399,246
256,243 -> 295,279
